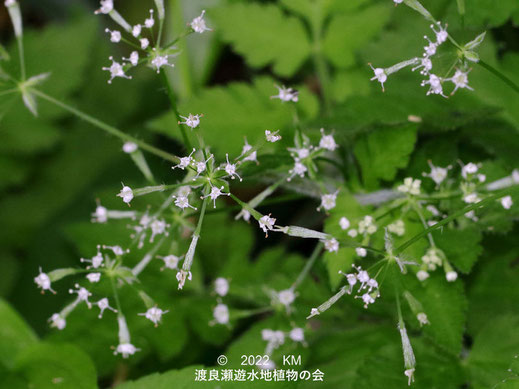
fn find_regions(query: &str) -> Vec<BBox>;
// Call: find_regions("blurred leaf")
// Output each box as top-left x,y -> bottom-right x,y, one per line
323,4 -> 391,69
0,155 -> 30,192
411,274 -> 467,354
115,365 -> 200,389
354,123 -> 418,188
467,315 -> 519,389
463,0 -> 519,28
433,226 -> 482,274
8,342 -> 97,389
209,3 -> 311,77
0,299 -> 38,369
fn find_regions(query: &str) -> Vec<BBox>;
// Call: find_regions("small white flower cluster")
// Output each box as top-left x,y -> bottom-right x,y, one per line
211,278 -> 230,325
128,211 -> 170,248
138,306 -> 168,327
95,1 -> 210,83
339,265 -> 380,308
459,162 -> 485,205
387,219 -> 405,236
261,327 -> 306,359
398,177 -> 421,196
370,17 -> 474,97
422,160 -> 451,187
271,85 -> 299,102
271,288 -> 297,314
417,246 -> 458,282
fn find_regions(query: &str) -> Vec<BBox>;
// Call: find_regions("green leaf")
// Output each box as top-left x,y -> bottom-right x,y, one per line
463,0 -> 519,28
8,342 -> 97,389
323,4 -> 391,69
114,366 -> 199,389
464,32 -> 487,50
209,3 -> 311,77
432,226 -> 482,274
467,315 -> 519,389
354,124 -> 418,188
411,274 -> 467,354
148,77 -> 317,157
0,299 -> 38,369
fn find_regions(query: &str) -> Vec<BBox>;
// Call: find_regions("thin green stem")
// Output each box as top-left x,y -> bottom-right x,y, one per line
159,69 -> 192,150
291,242 -> 323,290
17,36 -> 25,81
478,60 -> 519,96
33,89 -> 179,163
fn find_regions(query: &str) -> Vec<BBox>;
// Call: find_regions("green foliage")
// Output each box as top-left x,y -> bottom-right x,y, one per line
354,124 -> 418,188
209,3 -> 311,77
433,226 -> 482,274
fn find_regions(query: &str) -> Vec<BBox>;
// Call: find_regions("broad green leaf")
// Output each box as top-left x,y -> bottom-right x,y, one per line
148,77 -> 317,157
209,3 -> 311,77
0,299 -> 38,369
433,226 -> 482,274
411,274 -> 467,354
463,0 -> 519,28
9,342 -> 97,389
467,315 -> 519,389
114,366 -> 201,389
354,123 -> 418,188
323,4 -> 391,69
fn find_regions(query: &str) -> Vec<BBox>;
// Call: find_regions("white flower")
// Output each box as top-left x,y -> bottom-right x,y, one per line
417,312 -> 429,326
417,270 -> 429,281
102,57 -> 131,84
412,57 -> 432,75
144,9 -> 155,28
105,28 -> 121,43
69,284 -> 92,308
213,303 -> 229,325
92,205 -> 108,223
446,271 -> 458,282
478,174 -> 486,183
114,343 -> 140,358
172,149 -> 195,170
339,217 -> 350,230
49,313 -> 66,330
86,273 -> 101,283
81,247 -> 104,269
117,185 -> 134,204
423,36 -> 437,56
139,306 -> 168,326
34,268 -> 55,293
271,85 -> 298,102
449,69 -> 473,94
289,327 -> 305,342
348,229 -> 358,238
288,161 -> 307,181
421,74 -> 446,97
176,270 -> 192,290
191,10 -> 211,34
214,277 -> 229,297
265,130 -> 282,143
132,24 -> 142,37
319,129 -> 338,151
356,247 -> 367,257
103,245 -> 127,256
398,177 -> 421,195
317,191 -> 338,212
172,194 -> 197,211
240,139 -> 257,163
501,195 -> 513,210
431,22 -> 448,45
393,0 -> 404,4
388,220 -> 405,236
193,154 -> 213,179
140,38 -> 150,50
405,368 -> 415,386
150,219 -> 169,242
463,193 -> 480,204
203,186 -> 229,208
95,0 -> 113,14
157,254 -> 182,270
258,215 -> 276,237
179,113 -> 201,129
5,0 -> 16,7
423,160 -> 449,185
421,248 -> 443,271
122,141 -> 138,153
461,162 -> 479,178
151,51 -> 174,73
277,289 -> 296,309
222,153 -> 242,181
324,238 -> 339,253
369,64 -> 387,91
97,297 -> 116,318
361,293 -> 375,307
358,215 -> 377,235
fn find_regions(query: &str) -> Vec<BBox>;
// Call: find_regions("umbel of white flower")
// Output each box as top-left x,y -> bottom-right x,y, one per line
190,10 -> 211,34
139,306 -> 168,327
